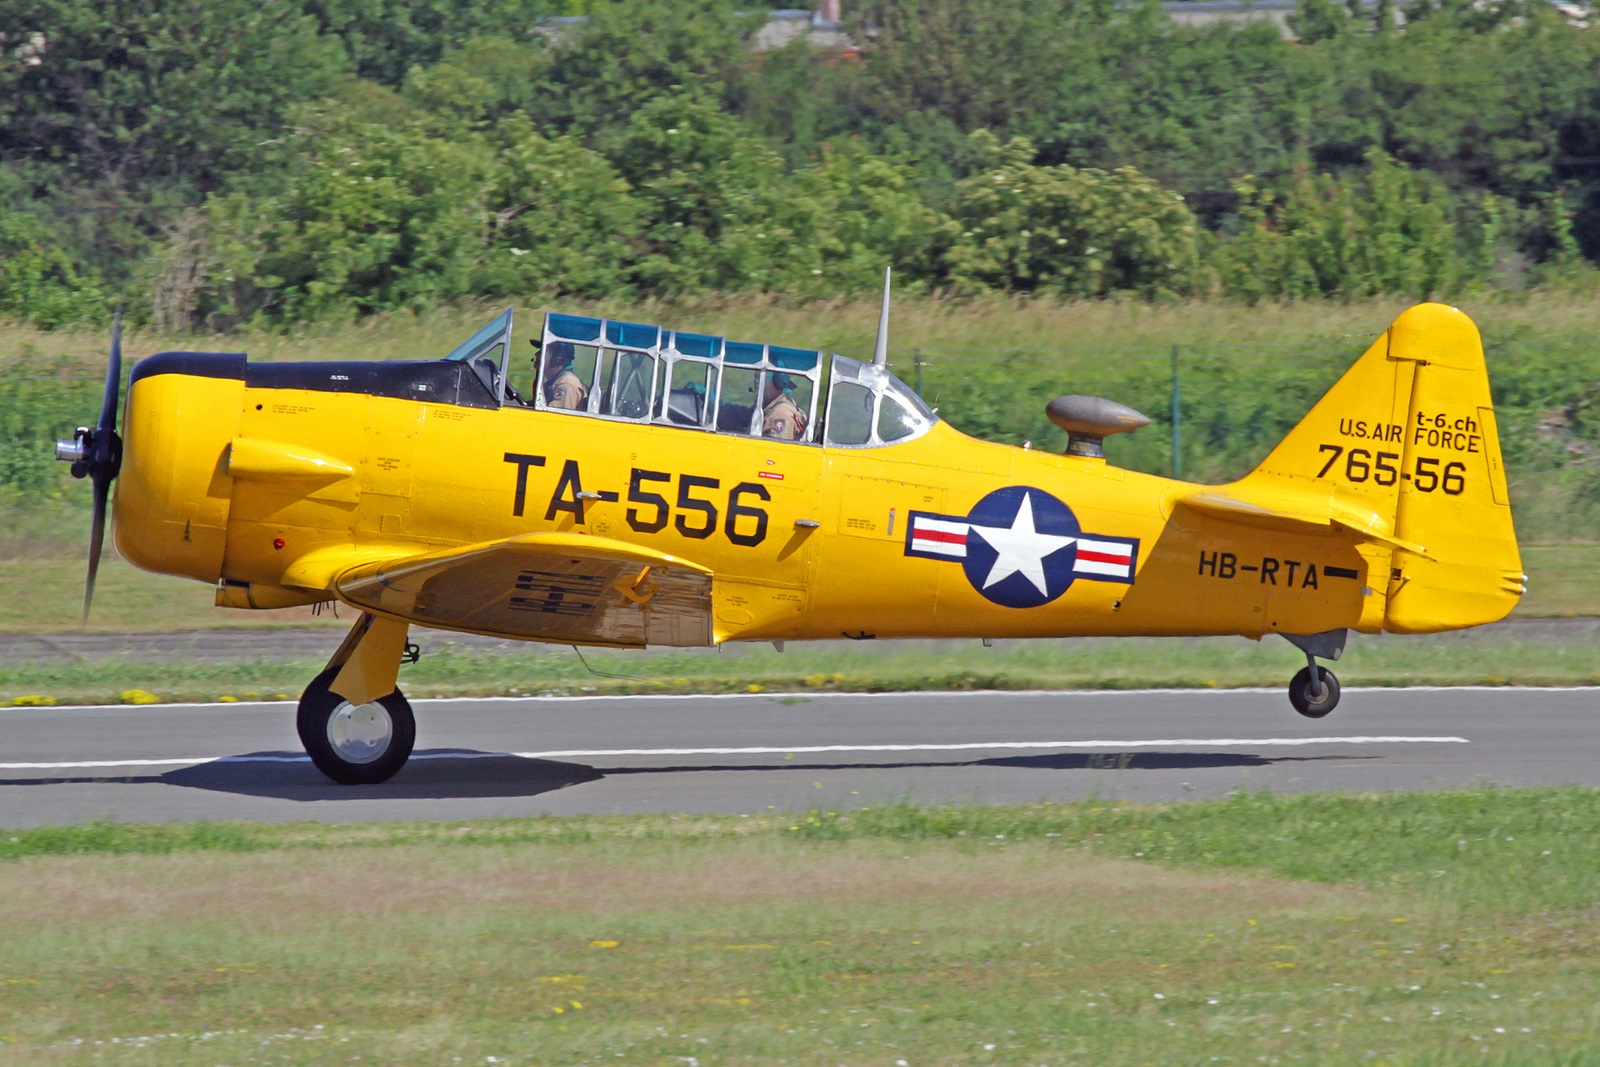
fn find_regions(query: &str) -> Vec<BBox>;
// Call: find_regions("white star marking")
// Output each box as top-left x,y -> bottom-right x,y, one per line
970,492 -> 1077,595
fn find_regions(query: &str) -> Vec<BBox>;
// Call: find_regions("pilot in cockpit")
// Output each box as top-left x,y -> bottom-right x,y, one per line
540,342 -> 587,410
761,372 -> 806,441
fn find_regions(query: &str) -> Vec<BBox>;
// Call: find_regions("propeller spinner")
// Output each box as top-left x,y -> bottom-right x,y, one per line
54,308 -> 124,624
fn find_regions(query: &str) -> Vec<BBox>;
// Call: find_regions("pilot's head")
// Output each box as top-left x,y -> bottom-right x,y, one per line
541,342 -> 575,381
765,372 -> 795,402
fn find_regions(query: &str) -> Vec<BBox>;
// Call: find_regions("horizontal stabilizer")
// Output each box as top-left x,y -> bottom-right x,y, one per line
1178,489 -> 1432,559
328,533 -> 714,647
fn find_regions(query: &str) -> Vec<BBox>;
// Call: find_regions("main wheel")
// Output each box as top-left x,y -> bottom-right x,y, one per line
1288,666 -> 1341,719
296,666 -> 416,784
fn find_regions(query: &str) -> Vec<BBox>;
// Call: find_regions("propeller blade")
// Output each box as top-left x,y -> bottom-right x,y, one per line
83,467 -> 110,626
81,306 -> 124,626
100,306 -> 122,433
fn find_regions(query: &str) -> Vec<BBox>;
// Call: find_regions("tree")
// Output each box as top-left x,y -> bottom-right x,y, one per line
945,134 -> 1202,298
0,210 -> 105,327
607,93 -> 787,293
0,0 -> 350,191
477,114 -> 643,298
1215,150 -> 1493,301
523,0 -> 761,139
298,0 -> 563,87
204,110 -> 500,322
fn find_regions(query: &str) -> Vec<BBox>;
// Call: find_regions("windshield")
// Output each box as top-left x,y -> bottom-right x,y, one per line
444,308 -> 514,364
822,356 -> 937,448
442,308 -> 514,403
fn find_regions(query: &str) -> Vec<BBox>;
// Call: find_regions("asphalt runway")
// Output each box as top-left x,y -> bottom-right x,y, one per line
2,687 -> 1597,828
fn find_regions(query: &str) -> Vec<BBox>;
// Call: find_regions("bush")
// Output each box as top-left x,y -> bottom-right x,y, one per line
0,213 -> 106,329
1215,150 -> 1496,302
477,116 -> 644,299
944,133 -> 1203,298
608,93 -> 789,294
205,113 -> 501,322
754,139 -> 952,299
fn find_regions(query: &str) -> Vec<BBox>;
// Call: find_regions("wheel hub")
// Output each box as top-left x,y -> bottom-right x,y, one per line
326,700 -> 394,764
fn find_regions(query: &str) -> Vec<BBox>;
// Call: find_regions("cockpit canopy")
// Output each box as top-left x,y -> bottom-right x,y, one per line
445,308 -> 936,449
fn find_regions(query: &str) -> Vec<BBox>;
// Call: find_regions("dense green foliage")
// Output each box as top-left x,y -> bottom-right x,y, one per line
4,0 -> 1600,329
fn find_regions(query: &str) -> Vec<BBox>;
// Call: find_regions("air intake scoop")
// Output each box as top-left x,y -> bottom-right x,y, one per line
1045,395 -> 1151,459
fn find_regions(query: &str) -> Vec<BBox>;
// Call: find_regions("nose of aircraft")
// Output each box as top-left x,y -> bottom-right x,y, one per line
111,351 -> 244,591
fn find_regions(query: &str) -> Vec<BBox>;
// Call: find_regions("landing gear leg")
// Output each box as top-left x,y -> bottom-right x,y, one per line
297,613 -> 415,784
1282,629 -> 1347,719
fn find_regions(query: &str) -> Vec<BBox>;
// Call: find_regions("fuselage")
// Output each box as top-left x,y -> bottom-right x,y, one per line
113,350 -> 1388,645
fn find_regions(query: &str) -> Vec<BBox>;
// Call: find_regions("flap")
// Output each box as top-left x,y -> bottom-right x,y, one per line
332,532 -> 714,648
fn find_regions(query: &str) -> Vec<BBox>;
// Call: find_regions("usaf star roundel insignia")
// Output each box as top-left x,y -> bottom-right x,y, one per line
904,486 -> 1140,608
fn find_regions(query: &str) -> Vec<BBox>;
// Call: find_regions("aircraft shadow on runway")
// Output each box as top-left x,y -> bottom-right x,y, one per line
1,748 -> 1373,802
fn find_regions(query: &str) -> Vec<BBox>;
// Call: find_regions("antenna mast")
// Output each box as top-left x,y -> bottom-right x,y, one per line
871,267 -> 891,368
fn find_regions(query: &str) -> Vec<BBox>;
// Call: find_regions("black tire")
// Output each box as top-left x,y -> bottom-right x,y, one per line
1288,666 -> 1340,719
296,666 -> 416,784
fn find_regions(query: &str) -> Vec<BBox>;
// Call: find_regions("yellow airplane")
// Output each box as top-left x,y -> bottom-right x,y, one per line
56,284 -> 1522,784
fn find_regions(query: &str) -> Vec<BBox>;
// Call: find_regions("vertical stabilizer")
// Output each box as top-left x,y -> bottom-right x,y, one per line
1382,304 -> 1522,632
1244,303 -> 1521,632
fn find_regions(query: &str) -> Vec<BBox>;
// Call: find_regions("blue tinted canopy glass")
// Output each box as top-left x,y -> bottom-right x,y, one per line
606,320 -> 660,349
670,331 -> 722,359
769,345 -> 819,371
725,342 -> 764,365
547,313 -> 603,342
543,311 -> 827,378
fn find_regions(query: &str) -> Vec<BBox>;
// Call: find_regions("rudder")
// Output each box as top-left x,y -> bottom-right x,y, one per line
1382,304 -> 1522,632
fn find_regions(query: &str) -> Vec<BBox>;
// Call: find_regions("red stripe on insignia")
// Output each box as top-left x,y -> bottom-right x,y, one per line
757,471 -> 785,480
1077,548 -> 1129,564
917,529 -> 968,545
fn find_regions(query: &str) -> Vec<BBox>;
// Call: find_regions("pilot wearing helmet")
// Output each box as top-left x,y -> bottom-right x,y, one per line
761,371 -> 807,441
540,341 -> 588,411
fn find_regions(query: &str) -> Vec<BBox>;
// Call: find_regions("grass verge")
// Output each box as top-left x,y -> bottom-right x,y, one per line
5,626 -> 1600,706
1,790 -> 1597,1064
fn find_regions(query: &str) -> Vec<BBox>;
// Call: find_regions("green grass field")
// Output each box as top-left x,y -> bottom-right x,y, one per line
7,299 -> 1600,1064
2,790 -> 1598,1065
12,288 -> 1600,368
3,544 -> 1598,706
7,624 -> 1600,707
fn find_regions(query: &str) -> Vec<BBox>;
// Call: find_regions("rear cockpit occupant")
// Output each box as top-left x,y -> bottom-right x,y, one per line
762,372 -> 806,440
540,342 -> 587,410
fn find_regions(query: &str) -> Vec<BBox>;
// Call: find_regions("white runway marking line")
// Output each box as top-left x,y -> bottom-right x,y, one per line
0,736 -> 1469,772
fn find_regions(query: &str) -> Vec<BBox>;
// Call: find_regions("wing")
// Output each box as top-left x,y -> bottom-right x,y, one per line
330,533 -> 713,647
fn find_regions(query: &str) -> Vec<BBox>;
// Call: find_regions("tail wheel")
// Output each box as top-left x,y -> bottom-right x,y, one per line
1288,666 -> 1340,719
296,666 -> 416,784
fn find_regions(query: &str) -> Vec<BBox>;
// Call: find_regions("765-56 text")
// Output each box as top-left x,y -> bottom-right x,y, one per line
1316,445 -> 1465,495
